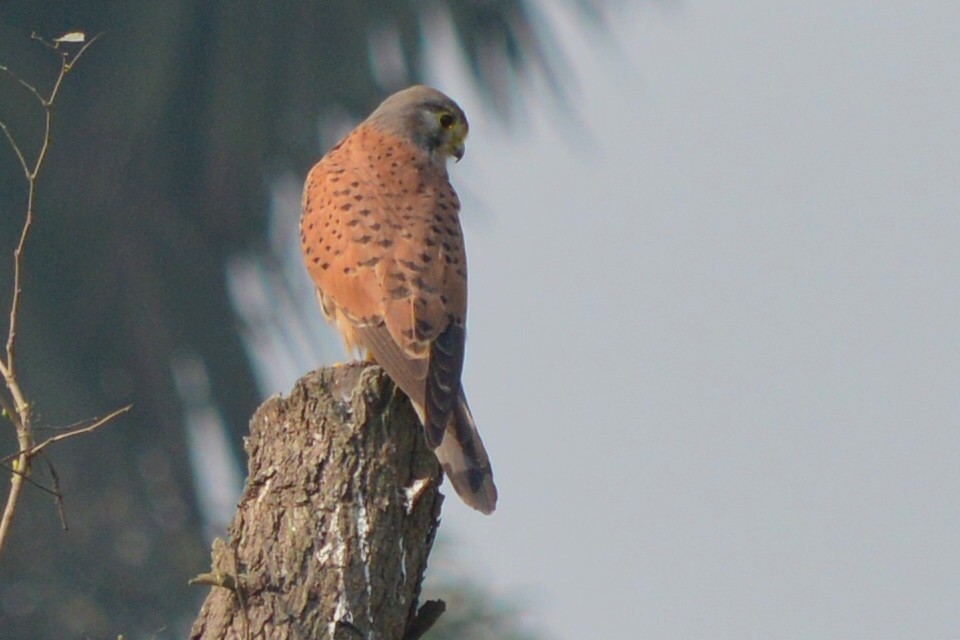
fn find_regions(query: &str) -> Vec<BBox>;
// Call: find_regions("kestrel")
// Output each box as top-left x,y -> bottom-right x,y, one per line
300,85 -> 497,514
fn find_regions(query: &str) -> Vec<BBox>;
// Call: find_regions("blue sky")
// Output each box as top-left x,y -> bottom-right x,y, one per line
415,2 -> 960,638
227,2 -> 959,638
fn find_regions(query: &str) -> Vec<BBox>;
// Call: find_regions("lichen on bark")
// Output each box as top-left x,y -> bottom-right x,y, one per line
190,363 -> 444,640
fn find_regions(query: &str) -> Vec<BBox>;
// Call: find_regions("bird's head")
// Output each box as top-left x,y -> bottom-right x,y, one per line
366,85 -> 469,164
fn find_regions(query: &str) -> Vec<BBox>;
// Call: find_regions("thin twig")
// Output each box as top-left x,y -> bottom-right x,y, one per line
2,35 -> 101,377
30,32 -> 59,52
0,32 -> 108,560
0,405 -> 130,464
0,63 -> 45,105
0,460 -> 60,496
34,414 -> 124,433
63,33 -> 102,73
39,452 -> 68,530
0,120 -> 29,176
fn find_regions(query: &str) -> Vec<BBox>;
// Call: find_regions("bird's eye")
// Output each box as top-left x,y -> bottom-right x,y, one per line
439,113 -> 455,129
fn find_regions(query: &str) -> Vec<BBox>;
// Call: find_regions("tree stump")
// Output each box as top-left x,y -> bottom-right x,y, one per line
190,363 -> 445,640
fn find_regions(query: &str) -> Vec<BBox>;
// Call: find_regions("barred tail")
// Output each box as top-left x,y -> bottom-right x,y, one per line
434,392 -> 497,514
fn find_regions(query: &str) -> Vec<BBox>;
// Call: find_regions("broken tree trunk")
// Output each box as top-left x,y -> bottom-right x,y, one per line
190,363 -> 445,640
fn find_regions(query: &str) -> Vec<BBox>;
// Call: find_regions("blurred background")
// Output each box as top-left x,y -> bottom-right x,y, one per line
2,1 -> 959,639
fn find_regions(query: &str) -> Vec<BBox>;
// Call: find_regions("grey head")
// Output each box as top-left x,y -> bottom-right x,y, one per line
365,85 -> 469,163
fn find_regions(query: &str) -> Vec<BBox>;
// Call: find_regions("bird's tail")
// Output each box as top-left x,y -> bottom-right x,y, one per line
434,391 -> 498,514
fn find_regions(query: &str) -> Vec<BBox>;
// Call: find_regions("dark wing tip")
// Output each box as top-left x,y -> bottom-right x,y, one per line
423,323 -> 465,448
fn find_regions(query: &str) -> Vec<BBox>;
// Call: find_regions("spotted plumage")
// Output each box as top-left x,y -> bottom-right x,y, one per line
300,85 -> 497,514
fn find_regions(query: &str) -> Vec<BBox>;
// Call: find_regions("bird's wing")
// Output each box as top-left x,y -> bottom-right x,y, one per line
301,125 -> 468,447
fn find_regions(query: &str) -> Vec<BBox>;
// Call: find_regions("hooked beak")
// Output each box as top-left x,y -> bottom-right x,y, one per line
452,141 -> 465,162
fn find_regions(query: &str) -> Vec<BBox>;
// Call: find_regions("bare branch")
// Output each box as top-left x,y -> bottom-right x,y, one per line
0,120 -> 29,177
5,178 -> 36,376
1,405 -> 131,464
39,452 -> 69,530
29,32 -> 60,52
0,63 -> 46,106
63,32 -> 103,73
0,33 -> 108,561
0,403 -> 126,555
0,460 -> 59,496
0,389 -> 21,430
3,32 -> 102,374
0,448 -> 29,557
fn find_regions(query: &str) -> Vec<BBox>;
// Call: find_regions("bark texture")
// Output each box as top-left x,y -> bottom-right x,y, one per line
190,363 -> 444,640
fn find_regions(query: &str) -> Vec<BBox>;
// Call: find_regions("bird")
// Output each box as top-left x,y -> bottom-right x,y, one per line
299,85 -> 497,514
